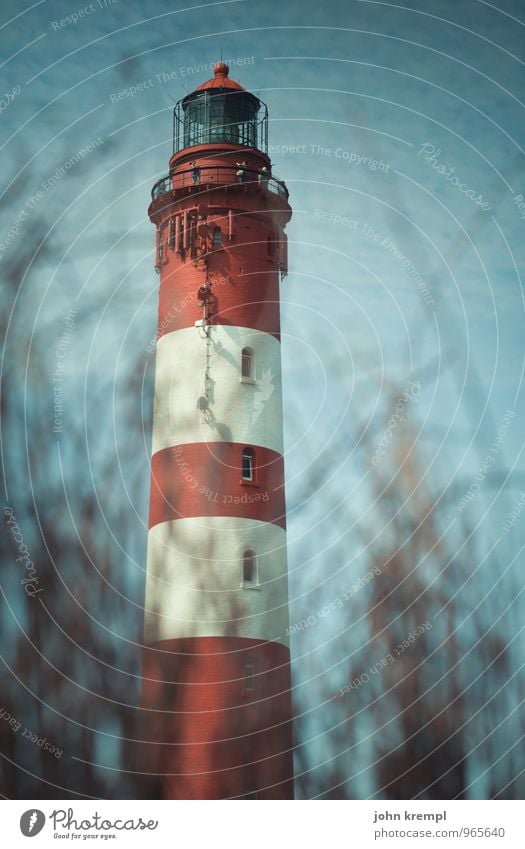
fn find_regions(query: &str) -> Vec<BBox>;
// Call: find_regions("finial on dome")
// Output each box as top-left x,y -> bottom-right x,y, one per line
213,61 -> 229,77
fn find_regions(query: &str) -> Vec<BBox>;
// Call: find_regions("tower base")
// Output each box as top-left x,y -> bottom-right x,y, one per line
139,636 -> 294,799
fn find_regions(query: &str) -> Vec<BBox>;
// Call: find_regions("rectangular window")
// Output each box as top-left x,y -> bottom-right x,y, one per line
243,551 -> 256,584
241,349 -> 252,378
244,662 -> 255,692
242,451 -> 253,481
155,229 -> 163,270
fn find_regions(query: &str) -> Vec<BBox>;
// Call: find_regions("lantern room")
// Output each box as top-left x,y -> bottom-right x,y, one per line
172,61 -> 268,153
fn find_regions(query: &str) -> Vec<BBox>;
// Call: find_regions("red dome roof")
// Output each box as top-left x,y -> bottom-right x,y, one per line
195,62 -> 245,92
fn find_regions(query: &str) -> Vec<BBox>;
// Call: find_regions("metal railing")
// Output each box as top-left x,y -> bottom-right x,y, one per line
151,164 -> 288,202
172,95 -> 269,155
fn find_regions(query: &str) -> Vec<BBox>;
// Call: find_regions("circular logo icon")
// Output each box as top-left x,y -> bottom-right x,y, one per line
20,810 -> 45,837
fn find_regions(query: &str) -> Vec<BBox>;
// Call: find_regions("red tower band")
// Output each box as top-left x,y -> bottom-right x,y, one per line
140,62 -> 294,799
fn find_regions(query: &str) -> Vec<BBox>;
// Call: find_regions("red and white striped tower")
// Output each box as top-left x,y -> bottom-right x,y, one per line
140,62 -> 293,799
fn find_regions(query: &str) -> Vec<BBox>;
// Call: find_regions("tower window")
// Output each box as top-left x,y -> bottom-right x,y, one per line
213,227 -> 222,248
243,660 -> 256,692
155,229 -> 163,267
241,347 -> 254,379
243,549 -> 257,584
241,448 -> 254,481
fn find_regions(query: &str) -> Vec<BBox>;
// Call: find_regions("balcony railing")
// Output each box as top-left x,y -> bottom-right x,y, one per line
151,164 -> 288,202
172,95 -> 268,155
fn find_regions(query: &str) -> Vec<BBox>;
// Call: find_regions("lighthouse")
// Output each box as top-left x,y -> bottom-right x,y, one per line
141,62 -> 294,799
